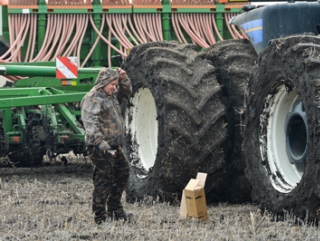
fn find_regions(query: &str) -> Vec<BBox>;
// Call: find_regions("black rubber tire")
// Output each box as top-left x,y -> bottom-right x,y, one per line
122,41 -> 229,202
202,39 -> 257,119
243,35 -> 320,220
201,39 -> 258,203
5,116 -> 45,167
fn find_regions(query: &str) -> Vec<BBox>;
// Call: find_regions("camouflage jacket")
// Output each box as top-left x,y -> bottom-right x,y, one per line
80,73 -> 132,147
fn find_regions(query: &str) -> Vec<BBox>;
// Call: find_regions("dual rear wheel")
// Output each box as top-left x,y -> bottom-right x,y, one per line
123,36 -> 320,220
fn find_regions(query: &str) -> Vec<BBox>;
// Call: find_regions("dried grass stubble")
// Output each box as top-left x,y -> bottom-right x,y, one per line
0,167 -> 320,241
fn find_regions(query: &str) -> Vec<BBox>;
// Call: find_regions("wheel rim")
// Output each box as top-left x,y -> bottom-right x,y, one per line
125,87 -> 158,171
261,85 -> 306,193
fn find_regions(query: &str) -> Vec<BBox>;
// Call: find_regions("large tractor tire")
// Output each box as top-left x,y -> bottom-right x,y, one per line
122,41 -> 229,202
201,39 -> 258,203
243,35 -> 320,220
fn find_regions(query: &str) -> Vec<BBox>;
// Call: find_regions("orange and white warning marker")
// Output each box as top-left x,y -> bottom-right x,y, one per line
56,56 -> 78,79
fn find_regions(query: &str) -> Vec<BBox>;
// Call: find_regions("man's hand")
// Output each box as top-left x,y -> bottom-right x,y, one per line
107,149 -> 117,157
98,141 -> 117,157
116,67 -> 127,81
98,141 -> 111,152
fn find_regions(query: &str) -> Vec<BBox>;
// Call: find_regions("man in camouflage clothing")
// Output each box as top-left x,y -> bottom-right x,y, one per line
80,67 -> 132,224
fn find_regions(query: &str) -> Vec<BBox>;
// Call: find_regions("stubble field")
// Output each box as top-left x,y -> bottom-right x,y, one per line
1,158 -> 320,241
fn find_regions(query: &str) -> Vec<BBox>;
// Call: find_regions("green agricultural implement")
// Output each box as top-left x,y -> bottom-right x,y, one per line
0,64 -> 100,165
0,0 -> 247,166
0,0 -> 247,68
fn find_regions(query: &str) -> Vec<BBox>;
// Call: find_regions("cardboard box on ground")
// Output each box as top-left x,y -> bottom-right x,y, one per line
179,172 -> 208,222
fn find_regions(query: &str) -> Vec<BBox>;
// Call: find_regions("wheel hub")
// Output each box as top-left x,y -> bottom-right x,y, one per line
285,100 -> 308,168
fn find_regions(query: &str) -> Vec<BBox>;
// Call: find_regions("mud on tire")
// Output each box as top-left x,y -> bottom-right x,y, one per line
243,35 -> 320,220
201,39 -> 257,203
122,41 -> 229,202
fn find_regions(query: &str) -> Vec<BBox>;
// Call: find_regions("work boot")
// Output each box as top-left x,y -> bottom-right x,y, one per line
108,210 -> 133,222
115,210 -> 133,222
95,214 -> 116,224
94,213 -> 108,225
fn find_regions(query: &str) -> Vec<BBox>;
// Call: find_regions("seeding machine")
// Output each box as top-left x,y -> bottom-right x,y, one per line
0,0 -> 248,165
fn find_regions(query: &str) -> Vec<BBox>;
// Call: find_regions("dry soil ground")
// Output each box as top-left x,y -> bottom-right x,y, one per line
1,158 -> 320,241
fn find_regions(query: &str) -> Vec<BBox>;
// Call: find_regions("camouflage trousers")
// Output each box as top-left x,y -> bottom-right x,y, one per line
87,145 -> 130,224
